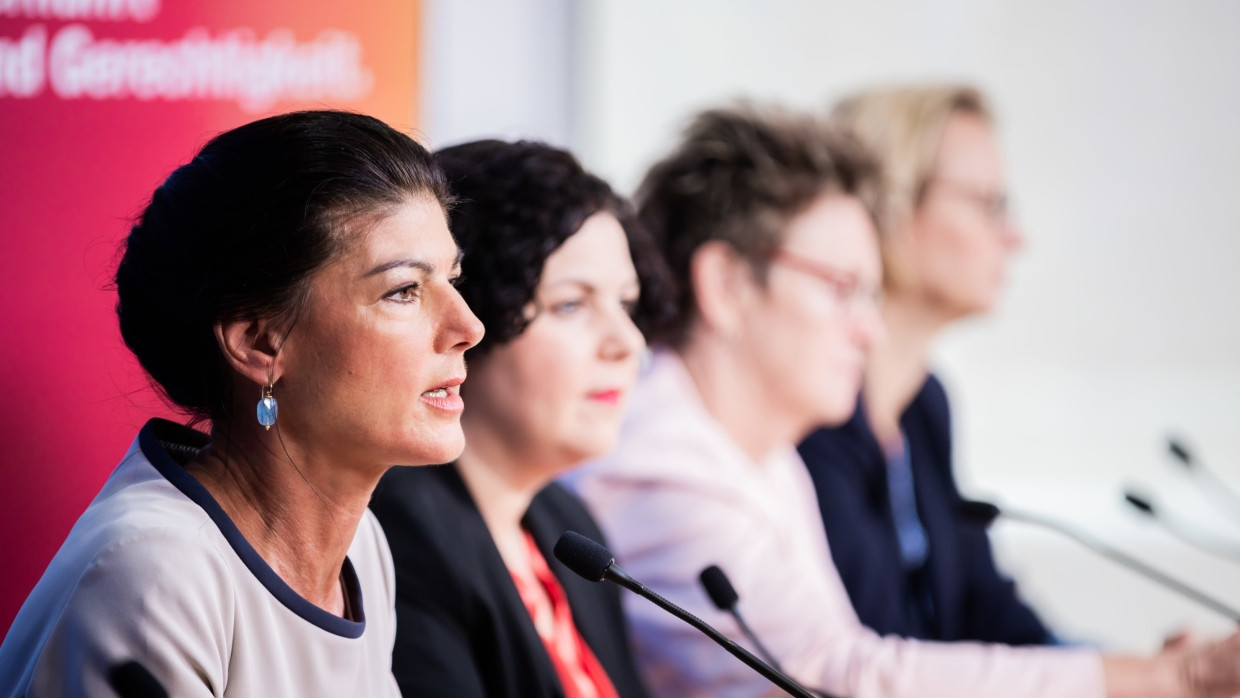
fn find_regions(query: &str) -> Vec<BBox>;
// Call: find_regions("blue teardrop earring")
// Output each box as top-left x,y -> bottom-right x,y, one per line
257,382 -> 278,430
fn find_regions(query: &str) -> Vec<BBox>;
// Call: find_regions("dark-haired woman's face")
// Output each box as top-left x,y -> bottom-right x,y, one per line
275,196 -> 484,470
461,212 -> 644,475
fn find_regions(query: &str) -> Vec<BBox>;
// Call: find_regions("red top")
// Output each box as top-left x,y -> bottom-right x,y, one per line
509,530 -> 620,698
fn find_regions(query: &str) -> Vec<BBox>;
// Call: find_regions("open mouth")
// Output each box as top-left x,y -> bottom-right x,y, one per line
420,376 -> 465,413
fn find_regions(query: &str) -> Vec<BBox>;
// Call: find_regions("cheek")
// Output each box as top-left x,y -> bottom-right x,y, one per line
808,323 -> 860,385
917,220 -> 1000,297
491,333 -> 591,424
337,326 -> 417,391
754,292 -> 840,389
303,315 -> 434,424
953,234 -> 1008,306
774,293 -> 863,414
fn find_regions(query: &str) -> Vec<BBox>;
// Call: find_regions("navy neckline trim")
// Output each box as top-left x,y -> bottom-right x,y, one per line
139,418 -> 367,639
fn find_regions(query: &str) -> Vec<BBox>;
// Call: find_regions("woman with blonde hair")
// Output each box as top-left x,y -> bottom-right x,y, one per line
797,85 -> 1047,646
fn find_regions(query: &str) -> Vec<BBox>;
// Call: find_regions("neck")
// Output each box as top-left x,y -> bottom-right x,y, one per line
185,423 -> 378,616
864,291 -> 947,447
677,338 -> 802,465
454,425 -> 554,570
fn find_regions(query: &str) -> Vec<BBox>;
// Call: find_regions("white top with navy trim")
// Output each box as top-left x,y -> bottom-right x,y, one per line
0,419 -> 400,697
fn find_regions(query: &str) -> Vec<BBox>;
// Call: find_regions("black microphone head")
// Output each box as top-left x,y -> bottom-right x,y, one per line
699,564 -> 739,611
1167,437 -> 1194,467
1124,490 -> 1156,516
109,660 -> 168,698
956,499 -> 1001,527
554,531 -> 614,583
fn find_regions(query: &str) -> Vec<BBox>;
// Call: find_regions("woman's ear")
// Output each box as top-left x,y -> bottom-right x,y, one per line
214,317 -> 285,388
688,240 -> 758,340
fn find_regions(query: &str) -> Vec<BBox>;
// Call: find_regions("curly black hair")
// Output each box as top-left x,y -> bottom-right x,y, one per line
435,139 -> 674,357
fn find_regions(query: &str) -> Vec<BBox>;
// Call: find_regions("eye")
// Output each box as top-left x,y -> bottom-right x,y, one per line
385,283 -> 421,303
449,273 -> 465,288
550,299 -> 583,316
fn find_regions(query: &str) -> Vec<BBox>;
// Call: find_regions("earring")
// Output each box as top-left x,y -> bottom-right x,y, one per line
257,383 -> 278,430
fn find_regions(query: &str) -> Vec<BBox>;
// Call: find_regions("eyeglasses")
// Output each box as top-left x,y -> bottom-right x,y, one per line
764,247 -> 882,314
924,177 -> 1010,224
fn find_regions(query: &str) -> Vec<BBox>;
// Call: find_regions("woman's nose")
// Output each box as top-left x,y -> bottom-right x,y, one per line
599,305 -> 645,361
444,288 -> 485,353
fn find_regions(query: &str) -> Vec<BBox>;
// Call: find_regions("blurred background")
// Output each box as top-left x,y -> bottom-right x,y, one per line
4,0 -> 1238,652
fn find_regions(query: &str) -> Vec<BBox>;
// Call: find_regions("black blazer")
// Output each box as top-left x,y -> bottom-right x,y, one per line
370,464 -> 651,698
797,374 -> 1054,645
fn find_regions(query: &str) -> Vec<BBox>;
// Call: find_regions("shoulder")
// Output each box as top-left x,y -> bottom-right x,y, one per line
76,493 -> 237,611
798,399 -> 878,478
911,373 -> 951,421
528,482 -> 598,531
73,525 -> 238,636
370,464 -> 477,548
526,482 -> 612,574
372,463 -> 470,516
900,372 -> 952,454
42,452 -> 236,617
9,521 -> 236,695
370,465 -> 494,600
573,396 -> 742,497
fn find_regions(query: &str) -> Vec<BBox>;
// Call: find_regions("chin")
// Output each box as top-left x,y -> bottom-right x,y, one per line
816,398 -> 860,428
971,280 -> 1006,314
411,434 -> 467,466
562,431 -> 621,467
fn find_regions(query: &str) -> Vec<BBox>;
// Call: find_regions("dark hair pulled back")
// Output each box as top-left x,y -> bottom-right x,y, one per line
115,110 -> 450,424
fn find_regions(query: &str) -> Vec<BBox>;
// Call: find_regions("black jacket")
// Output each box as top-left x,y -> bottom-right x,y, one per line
370,463 -> 651,698
797,375 -> 1054,645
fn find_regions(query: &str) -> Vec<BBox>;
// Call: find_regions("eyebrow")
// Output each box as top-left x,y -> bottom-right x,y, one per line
542,275 -> 641,290
363,248 -> 464,278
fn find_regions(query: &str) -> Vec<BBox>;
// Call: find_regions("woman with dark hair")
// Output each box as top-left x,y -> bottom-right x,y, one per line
0,110 -> 483,696
369,139 -> 667,698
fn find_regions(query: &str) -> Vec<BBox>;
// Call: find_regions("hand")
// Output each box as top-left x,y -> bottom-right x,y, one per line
1173,629 -> 1240,698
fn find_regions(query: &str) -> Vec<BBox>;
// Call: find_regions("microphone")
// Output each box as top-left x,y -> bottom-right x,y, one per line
957,499 -> 1240,622
699,564 -> 786,672
108,660 -> 169,698
1168,437 -> 1192,465
699,565 -> 834,698
1122,490 -> 1240,562
1166,436 -> 1240,525
553,531 -> 818,698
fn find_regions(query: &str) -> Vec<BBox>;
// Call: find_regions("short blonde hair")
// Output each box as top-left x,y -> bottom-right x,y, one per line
831,85 -> 992,286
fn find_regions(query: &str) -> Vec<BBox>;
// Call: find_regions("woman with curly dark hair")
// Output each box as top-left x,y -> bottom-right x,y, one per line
369,139 -> 669,698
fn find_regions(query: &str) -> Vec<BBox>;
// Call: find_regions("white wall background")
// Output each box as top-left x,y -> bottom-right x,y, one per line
419,0 -> 576,149
424,0 -> 1240,652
